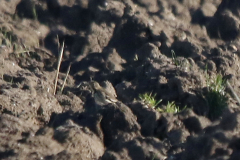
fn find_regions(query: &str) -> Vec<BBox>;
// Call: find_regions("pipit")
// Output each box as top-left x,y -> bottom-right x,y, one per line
90,81 -> 118,106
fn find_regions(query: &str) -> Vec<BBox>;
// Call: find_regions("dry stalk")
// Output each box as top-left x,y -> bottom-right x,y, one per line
53,41 -> 65,95
226,80 -> 240,105
60,62 -> 72,93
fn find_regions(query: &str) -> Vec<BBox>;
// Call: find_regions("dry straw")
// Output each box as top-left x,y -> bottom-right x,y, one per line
53,41 -> 64,95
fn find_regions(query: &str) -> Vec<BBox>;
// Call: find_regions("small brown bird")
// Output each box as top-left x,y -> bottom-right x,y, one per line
90,81 -> 118,106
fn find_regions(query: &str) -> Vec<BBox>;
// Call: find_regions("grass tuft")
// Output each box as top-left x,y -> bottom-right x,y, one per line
139,92 -> 162,109
160,101 -> 187,113
165,101 -> 180,113
205,74 -> 228,120
171,50 -> 181,67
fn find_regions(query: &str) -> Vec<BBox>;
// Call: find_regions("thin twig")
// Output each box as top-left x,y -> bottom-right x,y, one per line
226,80 -> 240,105
53,41 -> 65,95
60,62 -> 72,93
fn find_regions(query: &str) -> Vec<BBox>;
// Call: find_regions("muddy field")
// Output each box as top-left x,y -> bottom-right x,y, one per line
1,0 -> 240,159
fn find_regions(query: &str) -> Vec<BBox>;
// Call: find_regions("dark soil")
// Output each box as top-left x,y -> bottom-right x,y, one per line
1,0 -> 240,159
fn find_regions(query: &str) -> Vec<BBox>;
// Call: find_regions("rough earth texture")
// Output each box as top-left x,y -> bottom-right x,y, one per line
1,0 -> 240,160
